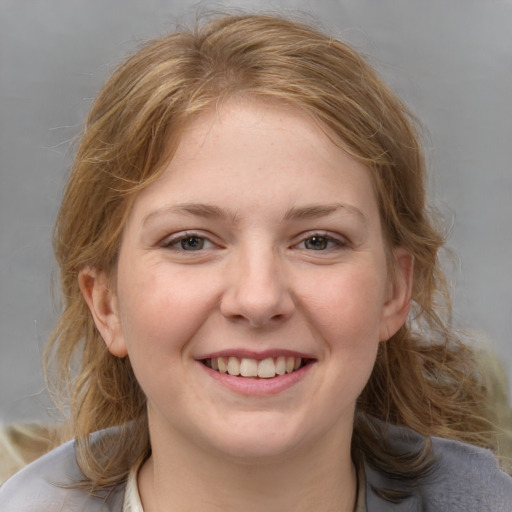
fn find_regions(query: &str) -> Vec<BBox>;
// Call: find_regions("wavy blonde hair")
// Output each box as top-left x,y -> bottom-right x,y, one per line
45,13 -> 508,496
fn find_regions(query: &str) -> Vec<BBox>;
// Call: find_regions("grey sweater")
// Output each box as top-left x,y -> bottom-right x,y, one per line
1,425 -> 511,511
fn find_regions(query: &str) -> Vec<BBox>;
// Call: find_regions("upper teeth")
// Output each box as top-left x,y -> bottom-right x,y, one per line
206,356 -> 303,379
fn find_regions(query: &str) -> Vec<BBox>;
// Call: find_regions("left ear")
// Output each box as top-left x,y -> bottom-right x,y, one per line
379,248 -> 414,341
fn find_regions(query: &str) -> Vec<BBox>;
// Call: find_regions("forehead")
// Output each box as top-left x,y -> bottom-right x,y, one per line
127,99 -> 381,229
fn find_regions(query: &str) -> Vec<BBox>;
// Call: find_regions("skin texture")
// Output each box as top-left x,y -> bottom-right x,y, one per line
80,100 -> 412,511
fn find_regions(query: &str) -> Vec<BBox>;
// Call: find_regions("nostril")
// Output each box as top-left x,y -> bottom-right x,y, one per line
219,279 -> 295,327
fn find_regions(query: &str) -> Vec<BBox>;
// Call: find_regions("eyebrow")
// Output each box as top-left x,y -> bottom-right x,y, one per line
142,203 -> 238,227
142,201 -> 367,227
282,203 -> 367,225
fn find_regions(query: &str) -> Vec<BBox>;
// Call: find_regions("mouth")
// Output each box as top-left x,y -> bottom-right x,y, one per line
201,356 -> 312,379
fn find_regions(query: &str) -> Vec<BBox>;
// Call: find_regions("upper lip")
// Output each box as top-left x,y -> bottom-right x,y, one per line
195,349 -> 316,361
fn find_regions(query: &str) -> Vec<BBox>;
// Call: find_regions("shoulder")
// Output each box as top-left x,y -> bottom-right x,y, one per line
364,423 -> 512,512
0,436 -> 125,512
425,435 -> 512,511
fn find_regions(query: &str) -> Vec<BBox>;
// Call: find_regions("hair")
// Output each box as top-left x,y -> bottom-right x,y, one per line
45,12 -> 509,499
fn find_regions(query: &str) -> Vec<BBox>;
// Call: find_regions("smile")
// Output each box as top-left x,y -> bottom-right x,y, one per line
202,356 -> 309,379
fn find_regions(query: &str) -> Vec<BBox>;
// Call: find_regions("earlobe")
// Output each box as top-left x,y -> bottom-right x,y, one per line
378,248 -> 414,341
78,267 -> 128,358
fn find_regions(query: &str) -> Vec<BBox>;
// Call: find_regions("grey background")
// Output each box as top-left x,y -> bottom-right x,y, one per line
1,0 -> 511,423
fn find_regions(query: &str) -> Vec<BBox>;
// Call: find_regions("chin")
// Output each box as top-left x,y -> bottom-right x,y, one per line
201,415 -> 315,463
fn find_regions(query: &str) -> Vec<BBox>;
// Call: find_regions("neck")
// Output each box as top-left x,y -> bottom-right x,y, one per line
138,421 -> 358,512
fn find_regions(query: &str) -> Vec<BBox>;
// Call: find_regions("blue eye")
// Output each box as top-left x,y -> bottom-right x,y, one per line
178,236 -> 206,251
298,235 -> 343,251
163,234 -> 214,251
304,236 -> 329,250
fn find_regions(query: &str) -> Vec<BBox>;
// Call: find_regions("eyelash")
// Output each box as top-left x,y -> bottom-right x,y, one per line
294,232 -> 348,251
161,231 -> 348,252
160,232 -> 216,251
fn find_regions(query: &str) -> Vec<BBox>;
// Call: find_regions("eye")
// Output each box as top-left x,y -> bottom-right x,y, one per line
296,233 -> 346,251
162,233 -> 215,251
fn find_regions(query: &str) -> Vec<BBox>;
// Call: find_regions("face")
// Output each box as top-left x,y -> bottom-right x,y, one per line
82,100 -> 411,463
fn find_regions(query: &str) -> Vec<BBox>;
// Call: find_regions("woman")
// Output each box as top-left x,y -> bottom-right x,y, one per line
1,13 -> 510,511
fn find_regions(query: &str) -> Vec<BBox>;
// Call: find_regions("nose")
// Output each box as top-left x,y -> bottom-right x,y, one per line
220,246 -> 295,328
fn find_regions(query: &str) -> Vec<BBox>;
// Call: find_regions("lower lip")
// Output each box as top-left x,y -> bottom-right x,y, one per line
199,362 -> 314,396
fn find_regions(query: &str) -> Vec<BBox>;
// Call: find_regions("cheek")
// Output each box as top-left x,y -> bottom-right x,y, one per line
116,262 -> 221,359
300,264 -> 387,343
